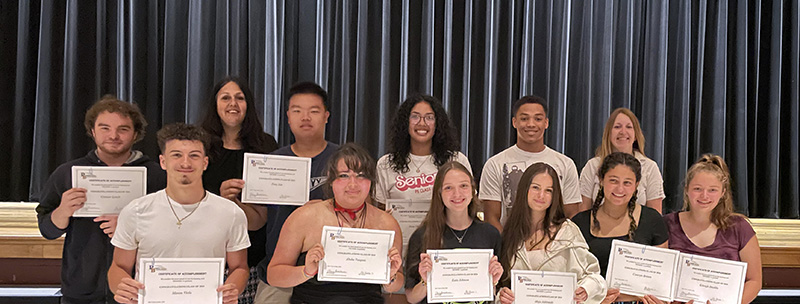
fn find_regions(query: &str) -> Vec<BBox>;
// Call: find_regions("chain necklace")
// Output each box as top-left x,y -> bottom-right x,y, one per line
449,225 -> 470,244
166,191 -> 204,228
409,155 -> 432,173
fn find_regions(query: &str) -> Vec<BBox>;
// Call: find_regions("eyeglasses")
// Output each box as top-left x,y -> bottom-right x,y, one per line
410,113 -> 436,124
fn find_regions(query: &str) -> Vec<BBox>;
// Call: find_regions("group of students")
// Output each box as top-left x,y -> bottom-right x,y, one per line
33,76 -> 761,304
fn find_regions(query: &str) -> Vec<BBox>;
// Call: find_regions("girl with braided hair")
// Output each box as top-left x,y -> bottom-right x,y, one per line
663,154 -> 761,303
572,152 -> 668,304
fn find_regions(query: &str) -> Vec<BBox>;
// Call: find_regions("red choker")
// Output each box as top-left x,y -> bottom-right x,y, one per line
333,201 -> 366,220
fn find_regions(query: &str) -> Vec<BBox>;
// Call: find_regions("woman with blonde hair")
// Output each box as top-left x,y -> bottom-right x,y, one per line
496,163 -> 606,304
404,161 -> 503,304
579,108 -> 665,213
663,154 -> 762,303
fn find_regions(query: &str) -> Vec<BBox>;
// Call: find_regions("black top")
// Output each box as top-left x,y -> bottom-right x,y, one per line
404,220 -> 502,304
291,251 -> 383,304
34,150 -> 166,302
572,206 -> 669,276
203,146 -> 277,267
257,142 -> 340,283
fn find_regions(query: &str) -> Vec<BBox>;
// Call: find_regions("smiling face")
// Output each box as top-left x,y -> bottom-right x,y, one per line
408,101 -> 436,147
91,111 -> 137,158
512,103 -> 549,146
601,164 -> 639,206
160,139 -> 208,187
686,171 -> 725,212
216,81 -> 247,128
440,169 -> 473,214
331,159 -> 371,208
287,93 -> 329,140
610,113 -> 635,153
527,173 -> 554,214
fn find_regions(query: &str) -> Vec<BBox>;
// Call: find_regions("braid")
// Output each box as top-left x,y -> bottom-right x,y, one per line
627,190 -> 638,241
591,187 -> 604,232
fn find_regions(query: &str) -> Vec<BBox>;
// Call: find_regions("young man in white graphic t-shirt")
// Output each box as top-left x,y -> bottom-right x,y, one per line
479,95 -> 582,232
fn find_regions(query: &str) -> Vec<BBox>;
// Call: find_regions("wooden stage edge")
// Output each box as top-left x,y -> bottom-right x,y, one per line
2,202 -> 800,286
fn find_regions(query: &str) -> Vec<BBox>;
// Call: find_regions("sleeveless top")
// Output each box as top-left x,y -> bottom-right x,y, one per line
291,251 -> 383,304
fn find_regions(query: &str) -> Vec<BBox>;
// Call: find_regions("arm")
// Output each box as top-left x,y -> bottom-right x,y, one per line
267,208 -> 315,287
108,247 -> 142,304
739,236 -> 762,304
483,200 -> 503,233
645,198 -> 663,214
382,215 -> 405,293
405,253 -> 430,303
218,249 -> 249,304
220,179 -> 268,230
564,203 -> 581,219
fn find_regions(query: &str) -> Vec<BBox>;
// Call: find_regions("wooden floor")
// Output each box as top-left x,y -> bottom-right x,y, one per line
2,202 -> 800,287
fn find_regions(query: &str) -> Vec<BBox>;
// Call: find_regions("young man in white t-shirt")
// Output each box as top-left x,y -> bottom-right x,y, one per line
479,95 -> 582,232
108,123 -> 250,304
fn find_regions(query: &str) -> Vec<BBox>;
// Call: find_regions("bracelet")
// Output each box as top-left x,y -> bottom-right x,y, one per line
301,267 -> 317,279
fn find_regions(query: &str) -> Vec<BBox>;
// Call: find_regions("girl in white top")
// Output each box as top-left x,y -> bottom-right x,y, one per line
579,108 -> 665,213
497,163 -> 606,304
375,94 -> 472,206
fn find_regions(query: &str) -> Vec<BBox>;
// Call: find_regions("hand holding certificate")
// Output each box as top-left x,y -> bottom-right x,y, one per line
426,249 -> 495,303
71,166 -> 147,217
137,258 -> 225,304
674,254 -> 747,304
510,270 -> 577,304
605,240 -> 680,302
241,153 -> 311,205
317,226 -> 396,284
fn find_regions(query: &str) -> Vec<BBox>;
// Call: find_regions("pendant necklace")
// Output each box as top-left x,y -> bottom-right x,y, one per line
409,155 -> 432,173
449,225 -> 470,244
166,191 -> 204,228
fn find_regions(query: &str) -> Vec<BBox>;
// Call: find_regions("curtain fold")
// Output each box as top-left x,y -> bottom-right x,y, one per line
2,0 -> 797,219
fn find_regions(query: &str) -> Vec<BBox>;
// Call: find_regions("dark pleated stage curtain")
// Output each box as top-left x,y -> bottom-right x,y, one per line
0,0 -> 797,218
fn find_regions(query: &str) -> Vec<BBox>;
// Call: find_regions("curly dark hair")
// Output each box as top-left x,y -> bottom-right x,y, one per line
157,123 -> 209,154
199,76 -> 277,161
84,95 -> 147,143
387,93 -> 460,173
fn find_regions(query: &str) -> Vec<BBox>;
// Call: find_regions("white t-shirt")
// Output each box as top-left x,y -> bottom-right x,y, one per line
374,151 -> 472,204
479,145 -> 581,225
579,151 -> 665,206
112,189 -> 250,269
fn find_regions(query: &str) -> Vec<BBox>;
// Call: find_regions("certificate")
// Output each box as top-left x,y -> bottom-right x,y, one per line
317,226 -> 395,284
138,258 -> 224,304
385,199 -> 429,255
606,240 -> 680,302
511,270 -> 576,304
71,166 -> 147,217
241,153 -> 311,205
674,253 -> 747,304
426,249 -> 494,303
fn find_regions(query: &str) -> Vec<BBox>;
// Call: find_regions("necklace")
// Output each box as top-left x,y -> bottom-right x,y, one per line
334,200 -> 367,229
409,155 -> 432,173
449,225 -> 470,244
600,206 -> 626,220
166,191 -> 204,228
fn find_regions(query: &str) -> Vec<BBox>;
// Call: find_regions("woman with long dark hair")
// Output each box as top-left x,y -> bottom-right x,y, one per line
404,161 -> 502,303
572,152 -> 668,304
199,76 -> 278,303
663,154 -> 761,303
496,163 -> 605,304
375,94 -> 471,208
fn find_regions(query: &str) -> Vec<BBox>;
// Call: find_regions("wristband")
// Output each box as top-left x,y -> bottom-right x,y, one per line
301,267 -> 317,279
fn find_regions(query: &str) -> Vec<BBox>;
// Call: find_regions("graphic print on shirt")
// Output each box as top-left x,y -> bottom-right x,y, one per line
394,172 -> 437,194
310,176 -> 327,192
502,162 -> 527,211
